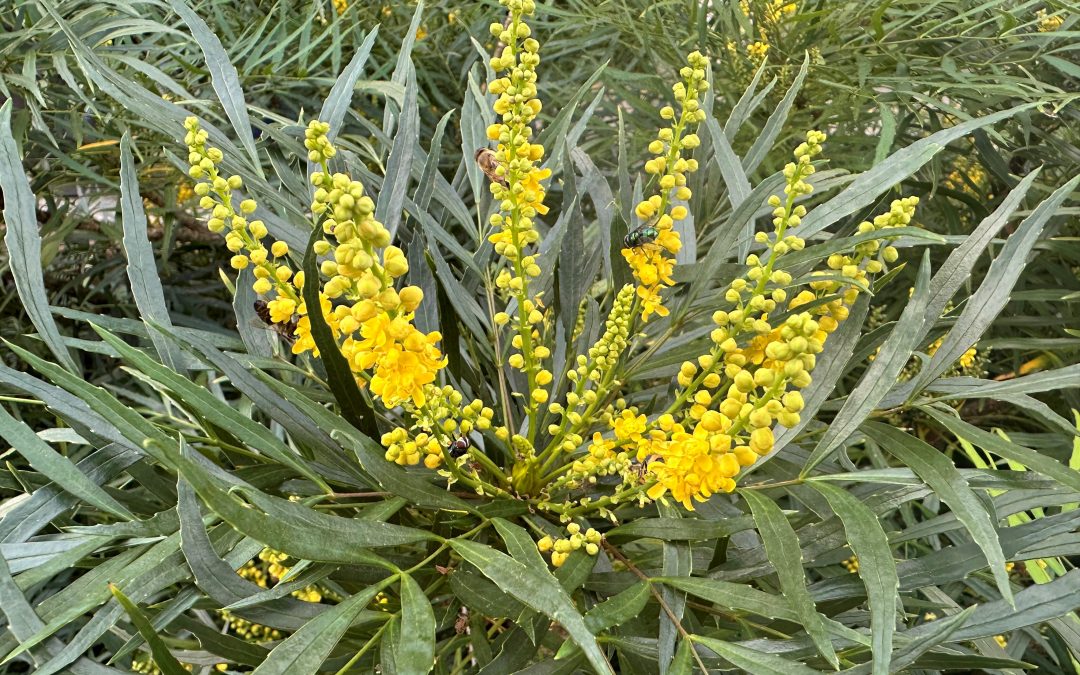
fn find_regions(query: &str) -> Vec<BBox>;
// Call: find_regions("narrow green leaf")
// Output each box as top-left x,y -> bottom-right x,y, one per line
178,446 -> 433,562
251,583 -> 391,675
301,226 -> 380,438
723,60 -> 772,139
584,581 -> 652,633
933,365 -> 1080,399
742,54 -> 809,174
922,169 -> 1040,325
864,422 -> 1012,604
909,571 -> 1080,642
92,324 -> 329,492
162,326 -> 343,471
377,67 -> 417,240
658,503 -> 690,675
843,607 -> 975,675
924,406 -> 1080,494
668,638 -> 693,675
808,481 -> 897,675
669,594 -> 768,637
383,0 -> 424,136
168,0 -> 261,173
492,518 -> 547,571
318,27 -> 379,138
873,104 -> 896,166
0,405 -> 133,521
395,574 -> 436,675
5,341 -> 178,468
333,429 -> 478,515
704,107 -> 750,209
177,479 -> 319,630
607,516 -> 753,541
119,132 -> 185,372
742,490 -> 838,667
109,584 -> 189,675
802,251 -> 932,475
692,636 -> 821,675
800,104 -> 1037,238
448,539 -> 612,674
0,101 -> 77,372
913,174 -> 1080,390
0,444 -> 139,544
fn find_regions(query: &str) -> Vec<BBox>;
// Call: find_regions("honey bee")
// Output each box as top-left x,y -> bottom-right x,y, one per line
474,148 -> 506,186
253,299 -> 298,344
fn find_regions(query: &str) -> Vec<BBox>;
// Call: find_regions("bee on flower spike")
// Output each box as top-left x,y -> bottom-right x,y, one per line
253,299 -> 298,344
474,148 -> 507,186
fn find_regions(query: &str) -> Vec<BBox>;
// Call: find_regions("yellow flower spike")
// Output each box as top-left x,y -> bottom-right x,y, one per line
623,51 -> 709,322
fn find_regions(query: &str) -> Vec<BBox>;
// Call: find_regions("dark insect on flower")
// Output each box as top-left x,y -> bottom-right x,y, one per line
448,435 -> 472,458
635,455 -> 654,484
623,220 -> 660,250
253,299 -> 298,344
474,148 -> 507,186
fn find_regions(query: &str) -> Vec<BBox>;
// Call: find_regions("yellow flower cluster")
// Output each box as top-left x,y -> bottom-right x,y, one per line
381,386 -> 494,468
735,1 -> 796,65
843,555 -> 859,573
185,117 -> 447,410
304,121 -> 447,407
747,41 -> 769,61
741,0 -> 797,22
815,195 -> 916,297
627,131 -> 918,510
622,51 -> 708,321
537,522 -> 603,567
332,0 -> 347,15
1037,9 -> 1064,32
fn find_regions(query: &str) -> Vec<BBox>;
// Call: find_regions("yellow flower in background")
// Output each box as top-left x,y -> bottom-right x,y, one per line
332,0 -> 347,15
747,40 -> 770,60
1037,9 -> 1064,32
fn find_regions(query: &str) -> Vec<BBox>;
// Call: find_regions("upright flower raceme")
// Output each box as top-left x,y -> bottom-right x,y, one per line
485,0 -> 554,467
182,117 -> 304,335
304,121 -> 446,407
183,117 -> 445,410
622,51 -> 708,321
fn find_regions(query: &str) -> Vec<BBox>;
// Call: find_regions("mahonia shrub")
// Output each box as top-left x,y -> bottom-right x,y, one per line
182,0 -> 914,547
4,0 -> 1079,673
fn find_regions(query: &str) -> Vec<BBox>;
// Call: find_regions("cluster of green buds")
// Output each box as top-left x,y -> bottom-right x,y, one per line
816,196 -> 916,296
381,386 -> 494,469
542,284 -> 635,455
182,117 -> 298,304
537,522 -> 603,567
550,432 -> 633,492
